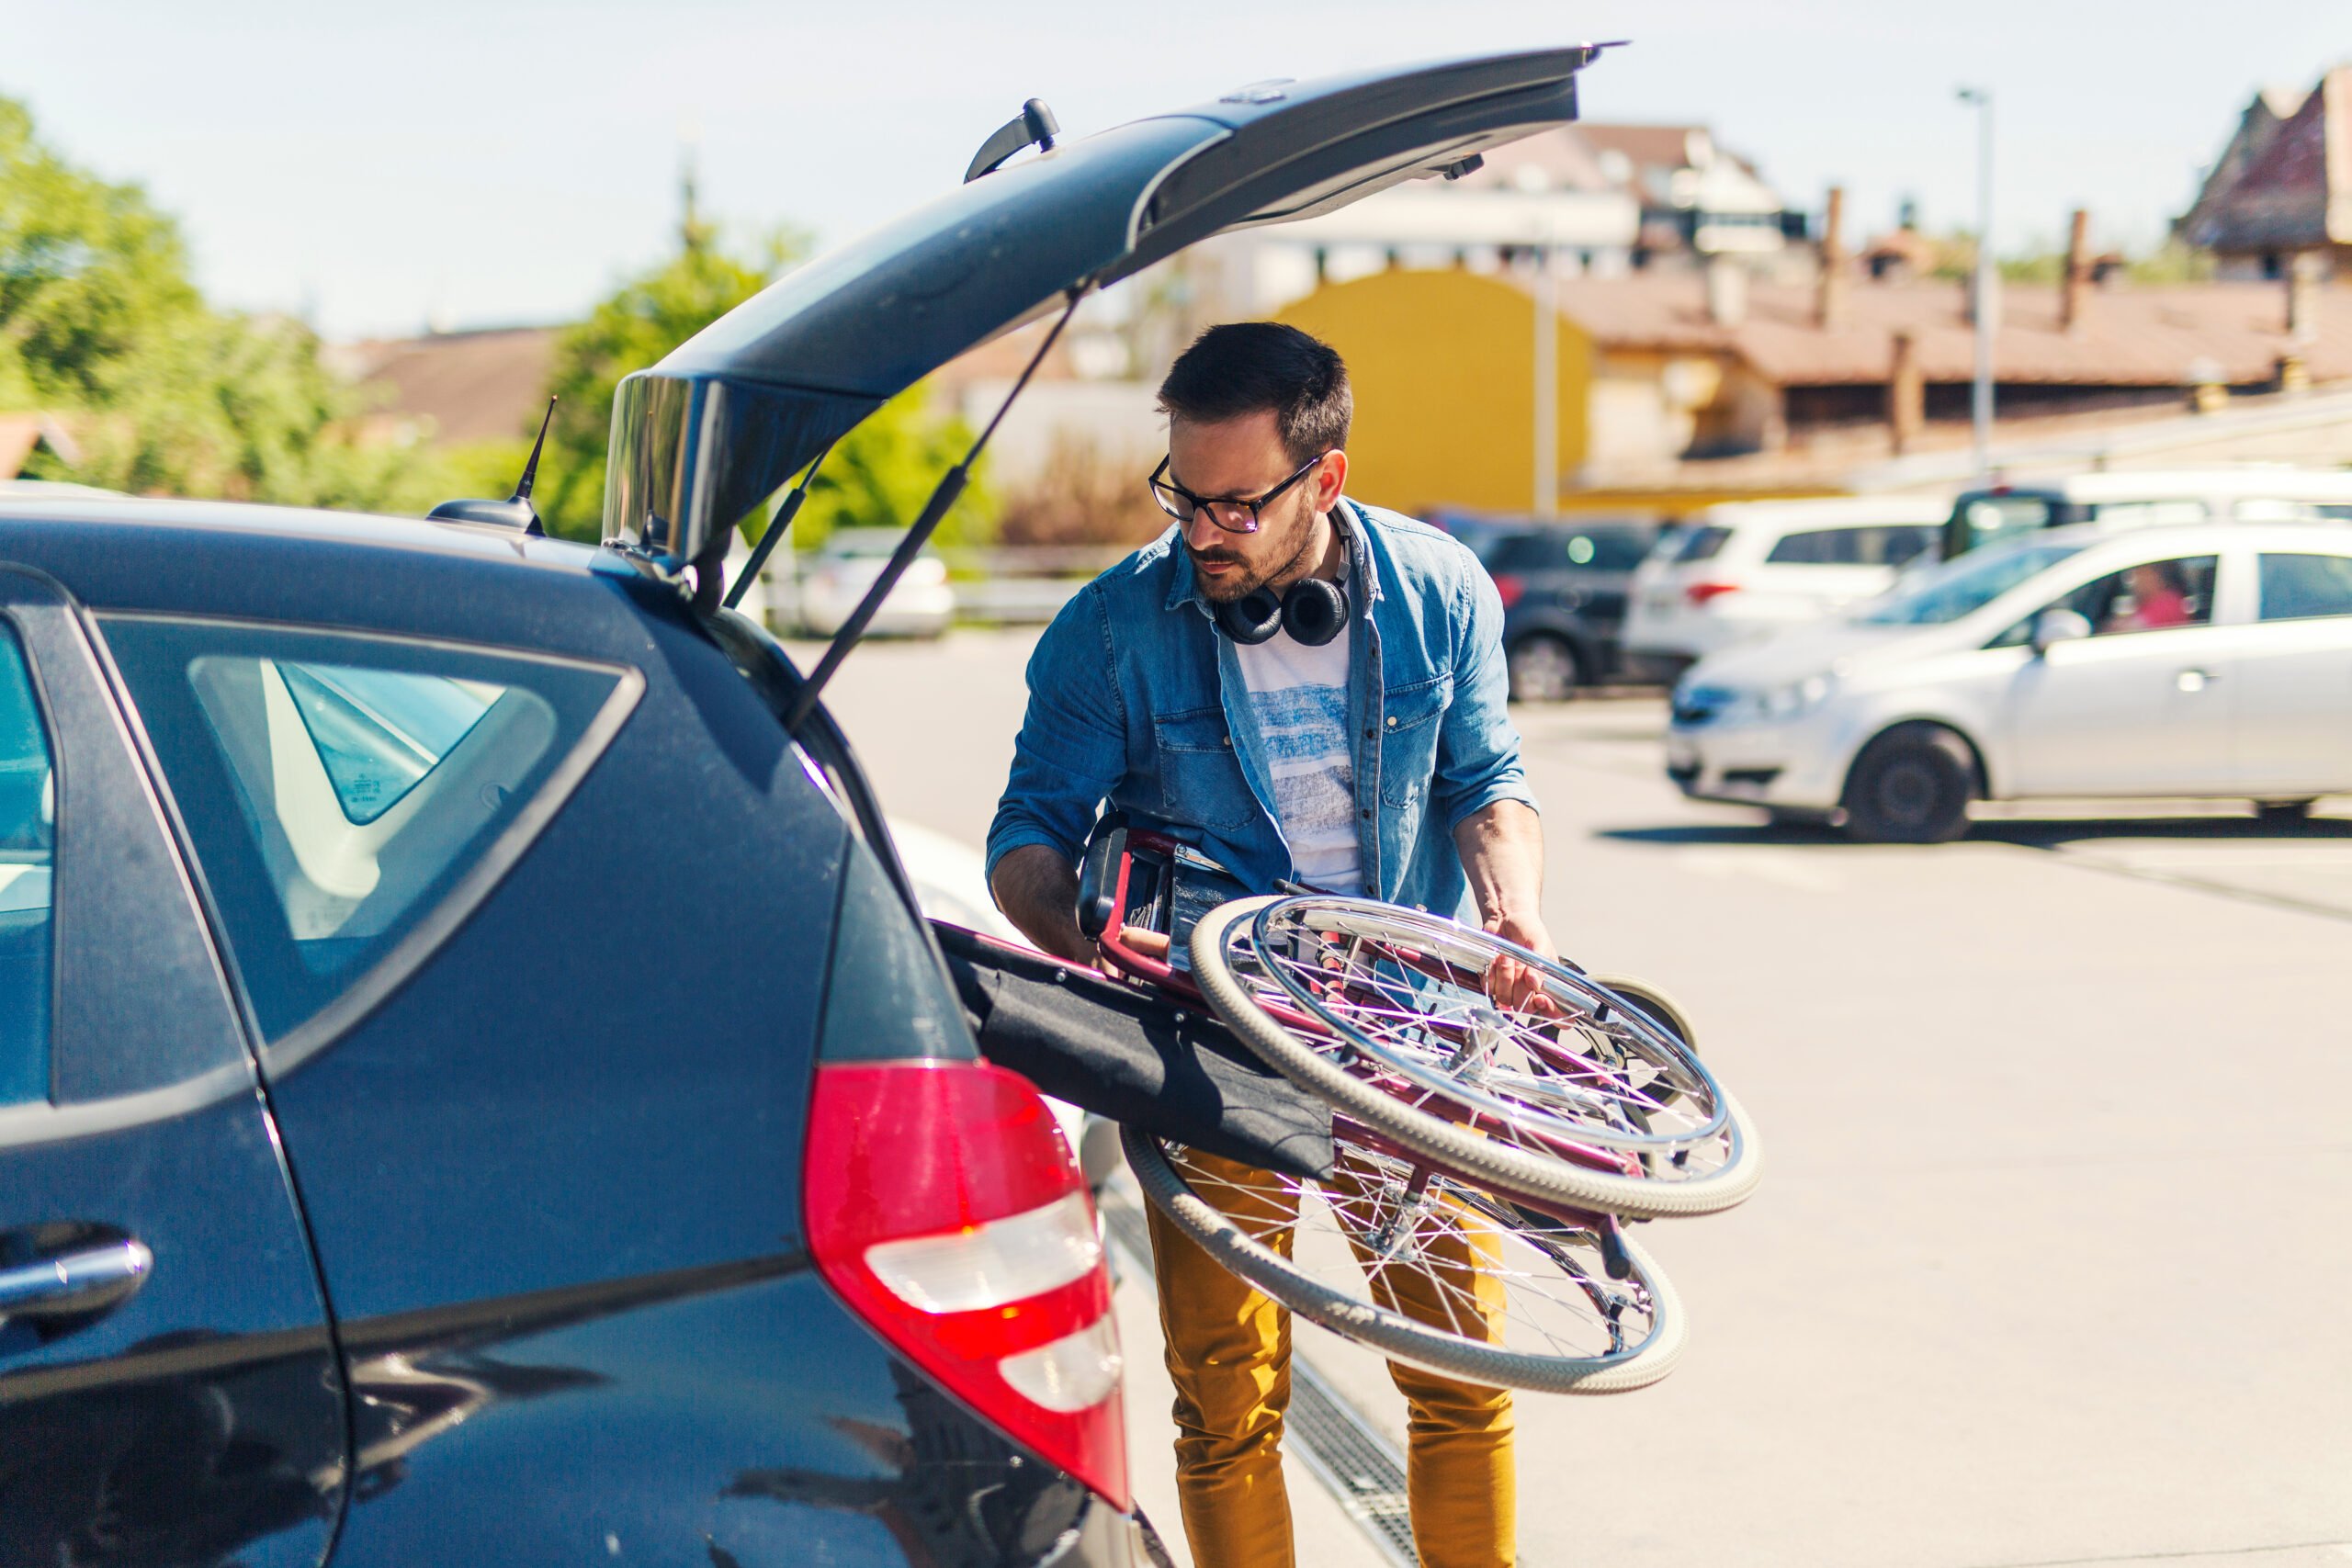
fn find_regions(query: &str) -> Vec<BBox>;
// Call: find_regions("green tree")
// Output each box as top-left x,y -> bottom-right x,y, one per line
779,381 -> 991,556
535,225 -> 991,552
2,93 -> 450,512
0,97 -> 200,409
534,231 -> 796,540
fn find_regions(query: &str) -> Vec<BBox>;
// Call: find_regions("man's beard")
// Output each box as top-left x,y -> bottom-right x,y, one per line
1189,508 -> 1321,604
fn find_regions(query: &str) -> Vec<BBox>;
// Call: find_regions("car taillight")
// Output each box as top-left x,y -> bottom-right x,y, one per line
1492,572 -> 1525,609
805,1059 -> 1128,1510
1685,581 -> 1741,607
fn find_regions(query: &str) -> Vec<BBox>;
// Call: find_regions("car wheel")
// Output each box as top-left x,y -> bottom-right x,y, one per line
1841,723 -> 1974,843
2255,798 -> 2316,824
1508,635 -> 1582,702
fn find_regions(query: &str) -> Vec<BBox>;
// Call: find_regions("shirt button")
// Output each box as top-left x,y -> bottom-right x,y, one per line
1221,735 -> 1231,747
1363,727 -> 1374,739
1385,716 -> 1397,728
1360,808 -> 1372,820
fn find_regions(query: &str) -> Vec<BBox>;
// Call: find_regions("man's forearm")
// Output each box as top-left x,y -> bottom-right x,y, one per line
1453,799 -> 1545,925
989,843 -> 1097,964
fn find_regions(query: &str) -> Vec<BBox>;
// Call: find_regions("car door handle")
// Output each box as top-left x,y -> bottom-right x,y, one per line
0,1235 -> 153,1324
2177,669 -> 2221,693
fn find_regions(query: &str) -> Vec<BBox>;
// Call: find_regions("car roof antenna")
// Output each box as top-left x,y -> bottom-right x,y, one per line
965,99 -> 1058,183
723,441 -> 835,612
427,397 -> 556,536
784,289 -> 1084,736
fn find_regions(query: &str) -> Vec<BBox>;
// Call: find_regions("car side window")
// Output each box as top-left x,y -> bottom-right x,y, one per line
1767,525 -> 1939,568
2257,553 -> 2352,621
1763,528 -> 1842,565
102,619 -> 631,1043
1991,555 -> 2220,647
1673,525 -> 1730,564
0,626 -> 53,1105
1879,526 -> 1937,568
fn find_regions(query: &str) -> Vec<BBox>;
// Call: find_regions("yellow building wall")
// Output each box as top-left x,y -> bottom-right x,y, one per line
1276,269 -> 1591,516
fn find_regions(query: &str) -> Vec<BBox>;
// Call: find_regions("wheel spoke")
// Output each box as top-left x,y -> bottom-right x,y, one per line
1224,899 -> 1732,1164
1161,1136 -> 1667,1370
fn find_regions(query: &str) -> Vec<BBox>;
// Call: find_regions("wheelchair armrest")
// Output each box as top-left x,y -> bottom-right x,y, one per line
1076,820 -> 1127,940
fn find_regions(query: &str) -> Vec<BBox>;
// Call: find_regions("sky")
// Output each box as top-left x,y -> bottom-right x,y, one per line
6,0 -> 2345,342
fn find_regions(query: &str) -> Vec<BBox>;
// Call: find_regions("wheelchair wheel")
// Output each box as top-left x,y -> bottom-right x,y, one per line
1189,897 -> 1761,1220
1580,973 -> 1696,1053
1122,1124 -> 1683,1394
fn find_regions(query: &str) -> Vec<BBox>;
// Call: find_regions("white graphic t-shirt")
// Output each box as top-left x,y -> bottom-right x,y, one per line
1233,624 -> 1363,895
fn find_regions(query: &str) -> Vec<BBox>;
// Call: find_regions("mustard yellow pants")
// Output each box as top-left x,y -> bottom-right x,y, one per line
1145,1149 -> 1515,1568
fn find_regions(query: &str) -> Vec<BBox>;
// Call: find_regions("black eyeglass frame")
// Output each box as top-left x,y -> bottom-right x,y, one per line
1148,452 -> 1329,535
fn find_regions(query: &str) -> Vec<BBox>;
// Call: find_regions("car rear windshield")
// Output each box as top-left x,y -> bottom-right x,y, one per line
1853,541 -> 2085,626
103,619 -> 632,1042
1671,525 -> 1731,565
1487,526 -> 1653,573
1763,525 -> 1938,567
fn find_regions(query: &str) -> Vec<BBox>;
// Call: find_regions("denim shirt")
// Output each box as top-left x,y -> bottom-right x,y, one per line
986,500 -> 1534,919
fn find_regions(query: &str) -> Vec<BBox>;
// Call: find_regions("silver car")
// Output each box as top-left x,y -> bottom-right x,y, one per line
1666,521 -> 2352,840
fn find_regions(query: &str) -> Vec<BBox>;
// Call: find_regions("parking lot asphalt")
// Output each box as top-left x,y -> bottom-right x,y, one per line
801,627 -> 2352,1568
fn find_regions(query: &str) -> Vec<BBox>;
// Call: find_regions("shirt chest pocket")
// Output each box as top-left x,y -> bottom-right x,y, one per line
1378,673 -> 1452,807
1152,707 -> 1259,830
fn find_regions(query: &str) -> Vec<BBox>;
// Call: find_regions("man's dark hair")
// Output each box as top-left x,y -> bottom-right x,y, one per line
1157,321 -> 1351,464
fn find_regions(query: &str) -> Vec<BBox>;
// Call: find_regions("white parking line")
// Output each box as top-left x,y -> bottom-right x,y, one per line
2074,848 -> 2352,869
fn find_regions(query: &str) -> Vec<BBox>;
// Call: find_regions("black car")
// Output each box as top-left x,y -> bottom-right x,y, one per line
1464,519 -> 1662,699
0,45 -> 1610,1568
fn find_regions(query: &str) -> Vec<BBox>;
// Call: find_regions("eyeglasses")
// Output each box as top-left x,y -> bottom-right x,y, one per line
1148,453 -> 1327,535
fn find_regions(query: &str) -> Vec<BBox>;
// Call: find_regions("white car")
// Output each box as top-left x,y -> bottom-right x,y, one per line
1666,521 -> 2352,840
1942,467 -> 2352,557
1623,496 -> 1949,682
791,528 -> 956,638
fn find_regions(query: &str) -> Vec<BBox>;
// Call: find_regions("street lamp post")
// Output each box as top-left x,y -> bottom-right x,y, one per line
1532,233 -> 1559,518
1957,86 -> 1995,479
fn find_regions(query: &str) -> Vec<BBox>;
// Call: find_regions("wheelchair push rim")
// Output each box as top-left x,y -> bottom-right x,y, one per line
1190,897 -> 1762,1219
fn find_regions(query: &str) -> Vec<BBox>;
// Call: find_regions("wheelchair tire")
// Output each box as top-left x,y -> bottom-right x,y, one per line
1190,897 -> 1762,1221
1580,972 -> 1697,1053
1122,1124 -> 1685,1394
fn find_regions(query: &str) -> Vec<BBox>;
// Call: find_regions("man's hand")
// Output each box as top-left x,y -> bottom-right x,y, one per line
989,843 -> 1099,964
1116,927 -> 1170,960
1483,908 -> 1561,1017
988,843 -> 1173,973
1453,799 -> 1560,1017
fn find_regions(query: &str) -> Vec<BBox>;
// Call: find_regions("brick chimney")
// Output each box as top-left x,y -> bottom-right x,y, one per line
1887,331 -> 1924,454
2288,251 -> 2324,344
2059,209 -> 2089,333
1705,254 -> 1748,328
1815,186 -> 1848,329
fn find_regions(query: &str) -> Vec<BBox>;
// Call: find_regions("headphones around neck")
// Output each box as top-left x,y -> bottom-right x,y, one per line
1215,574 -> 1350,647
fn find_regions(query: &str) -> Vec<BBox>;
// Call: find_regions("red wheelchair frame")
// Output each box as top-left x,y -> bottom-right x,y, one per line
1077,819 -> 1653,1275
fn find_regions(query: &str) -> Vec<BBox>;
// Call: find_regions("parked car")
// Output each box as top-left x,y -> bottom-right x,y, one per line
0,492 -> 1138,1565
1623,495 -> 1949,682
0,44 -> 1612,1567
1469,519 -> 1660,699
1665,521 -> 2352,840
793,528 -> 956,638
1942,467 -> 2352,558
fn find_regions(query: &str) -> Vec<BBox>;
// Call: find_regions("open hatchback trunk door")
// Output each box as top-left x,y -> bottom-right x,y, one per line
602,46 -> 1613,571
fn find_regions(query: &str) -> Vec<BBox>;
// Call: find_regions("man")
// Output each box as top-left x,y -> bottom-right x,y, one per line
986,321 -> 1549,1568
